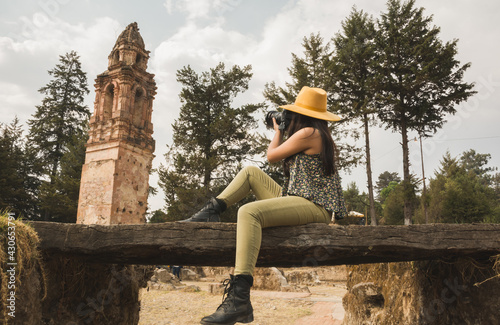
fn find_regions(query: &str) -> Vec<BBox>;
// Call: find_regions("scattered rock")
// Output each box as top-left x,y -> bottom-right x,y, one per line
284,270 -> 319,286
199,266 -> 234,279
253,267 -> 287,290
155,268 -> 179,283
147,268 -> 182,290
208,283 -> 225,295
180,285 -> 201,292
181,268 -> 200,281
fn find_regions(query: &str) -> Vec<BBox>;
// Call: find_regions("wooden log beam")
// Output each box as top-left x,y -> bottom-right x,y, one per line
31,222 -> 500,266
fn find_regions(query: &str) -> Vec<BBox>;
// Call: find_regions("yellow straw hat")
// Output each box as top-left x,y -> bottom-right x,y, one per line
279,86 -> 341,121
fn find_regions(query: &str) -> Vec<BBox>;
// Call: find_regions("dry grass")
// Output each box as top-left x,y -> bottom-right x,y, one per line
474,254 -> 500,286
0,211 -> 46,324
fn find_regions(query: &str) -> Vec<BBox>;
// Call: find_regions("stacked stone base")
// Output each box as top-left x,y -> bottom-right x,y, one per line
343,259 -> 500,325
13,256 -> 153,325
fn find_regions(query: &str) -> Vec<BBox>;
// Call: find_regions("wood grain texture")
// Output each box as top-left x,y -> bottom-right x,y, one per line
31,222 -> 500,266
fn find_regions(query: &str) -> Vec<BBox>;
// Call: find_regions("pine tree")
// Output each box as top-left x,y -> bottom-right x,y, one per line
0,118 -> 39,217
148,209 -> 169,223
427,151 -> 497,223
264,33 -> 336,104
158,63 -> 263,221
27,51 -> 90,220
263,33 -> 361,172
383,175 -> 419,225
375,0 -> 476,224
343,182 -> 367,214
333,7 -> 379,224
38,129 -> 88,222
28,51 -> 90,181
460,149 -> 498,185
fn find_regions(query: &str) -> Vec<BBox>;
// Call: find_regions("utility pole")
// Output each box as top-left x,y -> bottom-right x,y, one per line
419,135 -> 428,223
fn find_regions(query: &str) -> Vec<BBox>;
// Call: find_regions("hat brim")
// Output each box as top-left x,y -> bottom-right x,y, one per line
279,104 -> 341,122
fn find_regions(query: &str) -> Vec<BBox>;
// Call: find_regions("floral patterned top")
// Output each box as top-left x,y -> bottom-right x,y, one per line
282,153 -> 347,220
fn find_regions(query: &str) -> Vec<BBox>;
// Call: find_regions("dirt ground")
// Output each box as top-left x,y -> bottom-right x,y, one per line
138,280 -> 346,325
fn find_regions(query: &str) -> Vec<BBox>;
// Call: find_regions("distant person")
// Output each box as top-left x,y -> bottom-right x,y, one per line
182,86 -> 347,325
172,265 -> 182,280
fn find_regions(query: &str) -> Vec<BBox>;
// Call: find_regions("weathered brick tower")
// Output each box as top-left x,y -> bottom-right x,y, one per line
77,22 -> 156,224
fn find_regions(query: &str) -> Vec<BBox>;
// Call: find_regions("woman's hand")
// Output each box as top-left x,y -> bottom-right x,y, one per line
272,117 -> 280,133
267,126 -> 322,163
267,118 -> 283,163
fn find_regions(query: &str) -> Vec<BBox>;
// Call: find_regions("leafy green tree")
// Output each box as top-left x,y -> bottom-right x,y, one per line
490,173 -> 500,223
0,118 -> 39,217
427,151 -> 497,223
375,0 -> 476,224
375,171 -> 401,202
27,51 -> 90,220
263,33 -> 361,172
333,7 -> 379,224
493,173 -> 500,201
382,173 -> 419,224
158,63 -> 263,221
382,183 -> 406,225
342,182 -> 383,225
379,180 -> 399,205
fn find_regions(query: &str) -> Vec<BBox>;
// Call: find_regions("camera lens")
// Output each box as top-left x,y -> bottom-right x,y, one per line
265,111 -> 282,129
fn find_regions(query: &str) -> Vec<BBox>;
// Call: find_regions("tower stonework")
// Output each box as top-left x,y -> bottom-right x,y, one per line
77,22 -> 156,225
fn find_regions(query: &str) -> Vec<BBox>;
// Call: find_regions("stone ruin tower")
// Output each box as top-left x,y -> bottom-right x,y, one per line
77,22 -> 156,225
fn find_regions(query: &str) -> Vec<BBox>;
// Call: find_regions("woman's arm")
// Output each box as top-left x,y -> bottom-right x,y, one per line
267,119 -> 321,163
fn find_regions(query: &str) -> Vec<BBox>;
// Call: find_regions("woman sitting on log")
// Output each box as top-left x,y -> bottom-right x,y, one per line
182,86 -> 347,325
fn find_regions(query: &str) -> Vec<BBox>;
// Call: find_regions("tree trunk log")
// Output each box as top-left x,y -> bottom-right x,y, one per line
31,222 -> 500,267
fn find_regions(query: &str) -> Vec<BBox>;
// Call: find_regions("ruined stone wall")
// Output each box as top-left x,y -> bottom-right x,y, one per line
343,259 -> 500,325
112,144 -> 152,224
77,142 -> 152,225
77,143 -> 116,224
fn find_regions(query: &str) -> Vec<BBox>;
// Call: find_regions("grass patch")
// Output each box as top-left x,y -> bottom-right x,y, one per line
0,210 -> 46,324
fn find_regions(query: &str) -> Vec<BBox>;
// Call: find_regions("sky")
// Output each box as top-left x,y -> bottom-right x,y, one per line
1,0 -> 499,213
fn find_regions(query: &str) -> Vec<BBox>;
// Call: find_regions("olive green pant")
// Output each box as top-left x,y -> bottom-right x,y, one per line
217,166 -> 331,276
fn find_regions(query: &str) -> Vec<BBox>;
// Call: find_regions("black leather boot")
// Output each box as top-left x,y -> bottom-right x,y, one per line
180,197 -> 226,222
200,274 -> 253,325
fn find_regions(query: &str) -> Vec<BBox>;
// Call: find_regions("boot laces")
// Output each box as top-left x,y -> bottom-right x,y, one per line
217,277 -> 236,312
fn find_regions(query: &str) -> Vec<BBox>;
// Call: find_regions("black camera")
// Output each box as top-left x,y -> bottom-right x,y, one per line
265,110 -> 292,131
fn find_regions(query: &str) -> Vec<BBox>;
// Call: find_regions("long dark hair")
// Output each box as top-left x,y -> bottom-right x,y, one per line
283,110 -> 337,177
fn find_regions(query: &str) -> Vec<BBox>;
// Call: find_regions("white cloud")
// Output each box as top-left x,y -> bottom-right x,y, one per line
0,15 -> 122,129
0,82 -> 38,123
1,15 -> 121,71
149,21 -> 258,169
178,0 -> 213,20
164,0 -> 174,15
163,0 -> 242,22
